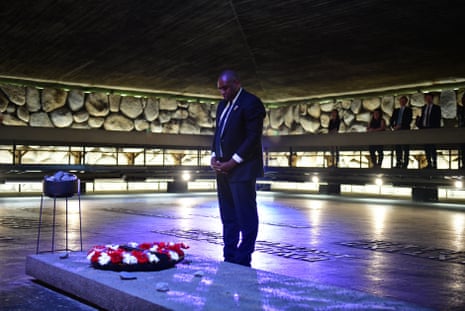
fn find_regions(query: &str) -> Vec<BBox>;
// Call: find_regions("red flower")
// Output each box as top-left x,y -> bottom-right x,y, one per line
90,251 -> 101,263
108,248 -> 124,264
138,243 -> 152,250
132,250 -> 148,264
170,243 -> 188,257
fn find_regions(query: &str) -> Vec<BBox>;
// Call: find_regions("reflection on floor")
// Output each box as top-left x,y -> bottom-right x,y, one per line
1,192 -> 465,310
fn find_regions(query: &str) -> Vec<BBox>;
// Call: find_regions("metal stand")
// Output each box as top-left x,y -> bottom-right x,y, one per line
36,179 -> 82,254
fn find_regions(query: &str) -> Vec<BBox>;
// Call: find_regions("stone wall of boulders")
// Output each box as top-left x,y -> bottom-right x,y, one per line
0,83 -> 463,135
266,90 -> 463,135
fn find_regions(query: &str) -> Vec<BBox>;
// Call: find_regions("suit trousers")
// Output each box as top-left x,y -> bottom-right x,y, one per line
369,145 -> 384,167
395,144 -> 410,168
216,174 -> 258,267
424,144 -> 437,167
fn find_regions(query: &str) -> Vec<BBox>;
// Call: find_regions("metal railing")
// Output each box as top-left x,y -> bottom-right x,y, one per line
0,127 -> 464,187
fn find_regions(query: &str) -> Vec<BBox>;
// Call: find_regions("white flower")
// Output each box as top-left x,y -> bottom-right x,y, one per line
168,250 -> 179,261
148,253 -> 160,263
149,245 -> 159,253
127,242 -> 138,248
122,253 -> 138,265
106,244 -> 119,250
86,251 -> 95,261
98,253 -> 111,265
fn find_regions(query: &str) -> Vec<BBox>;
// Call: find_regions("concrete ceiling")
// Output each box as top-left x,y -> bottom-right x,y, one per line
1,1 -> 464,102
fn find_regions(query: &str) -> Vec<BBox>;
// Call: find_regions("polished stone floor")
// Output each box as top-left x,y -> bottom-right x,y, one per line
1,192 -> 465,310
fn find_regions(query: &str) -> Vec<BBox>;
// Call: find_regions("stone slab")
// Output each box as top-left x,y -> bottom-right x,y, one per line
26,252 -> 430,311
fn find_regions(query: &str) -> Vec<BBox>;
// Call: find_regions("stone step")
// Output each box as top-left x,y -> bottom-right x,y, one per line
26,252 -> 429,310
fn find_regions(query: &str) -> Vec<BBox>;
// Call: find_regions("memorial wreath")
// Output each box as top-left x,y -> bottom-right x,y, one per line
87,241 -> 189,271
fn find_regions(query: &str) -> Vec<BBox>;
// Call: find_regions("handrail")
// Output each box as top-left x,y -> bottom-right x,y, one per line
263,127 -> 465,152
0,125 -> 463,193
0,127 -> 212,149
1,126 -> 464,151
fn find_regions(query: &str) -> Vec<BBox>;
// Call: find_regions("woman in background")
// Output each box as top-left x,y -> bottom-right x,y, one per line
367,108 -> 386,168
328,109 -> 341,167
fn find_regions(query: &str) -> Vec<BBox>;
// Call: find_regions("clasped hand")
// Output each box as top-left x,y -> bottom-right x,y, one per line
211,157 -> 237,174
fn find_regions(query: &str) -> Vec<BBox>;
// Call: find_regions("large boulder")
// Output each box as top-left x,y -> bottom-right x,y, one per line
307,103 -> 321,118
320,113 -> 330,128
109,94 -> 121,112
2,114 -> 28,126
103,113 -> 134,131
26,87 -> 41,112
86,92 -> 109,117
68,90 -> 85,111
120,96 -> 143,119
320,101 -> 334,112
343,110 -> 355,126
440,89 -> 457,119
180,119 -> 201,134
17,106 -> 30,123
269,107 -> 284,129
188,102 -> 211,128
299,115 -> 320,133
171,109 -> 189,120
283,105 -> 296,129
351,99 -> 362,114
356,112 -> 371,123
362,97 -> 380,111
0,89 -> 9,112
158,111 -> 171,123
73,110 -> 90,123
410,92 -> 425,107
159,97 -> 178,111
162,120 -> 180,134
30,112 -> 53,127
88,117 -> 105,128
134,119 -> 149,132
42,88 -> 67,112
339,99 -> 352,110
50,107 -> 73,127
1,85 -> 26,106
144,97 -> 159,121
382,96 -> 394,116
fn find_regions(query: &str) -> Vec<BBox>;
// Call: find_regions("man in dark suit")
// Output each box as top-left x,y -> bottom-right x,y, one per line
416,93 -> 442,169
211,70 -> 266,267
459,93 -> 465,169
390,96 -> 412,168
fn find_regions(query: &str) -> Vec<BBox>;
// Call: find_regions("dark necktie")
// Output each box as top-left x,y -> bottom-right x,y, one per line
425,105 -> 432,127
215,103 -> 233,158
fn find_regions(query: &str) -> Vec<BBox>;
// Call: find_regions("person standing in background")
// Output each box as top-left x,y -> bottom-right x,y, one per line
211,70 -> 266,267
328,109 -> 341,167
416,93 -> 442,169
458,93 -> 465,169
367,108 -> 386,168
390,96 -> 413,168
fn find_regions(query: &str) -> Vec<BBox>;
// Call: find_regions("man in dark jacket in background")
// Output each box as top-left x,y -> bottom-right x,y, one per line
390,95 -> 413,168
416,93 -> 442,169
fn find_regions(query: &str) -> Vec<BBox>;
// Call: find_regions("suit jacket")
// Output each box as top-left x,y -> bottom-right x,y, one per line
328,118 -> 340,133
416,104 -> 441,129
390,106 -> 412,130
212,89 -> 266,182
